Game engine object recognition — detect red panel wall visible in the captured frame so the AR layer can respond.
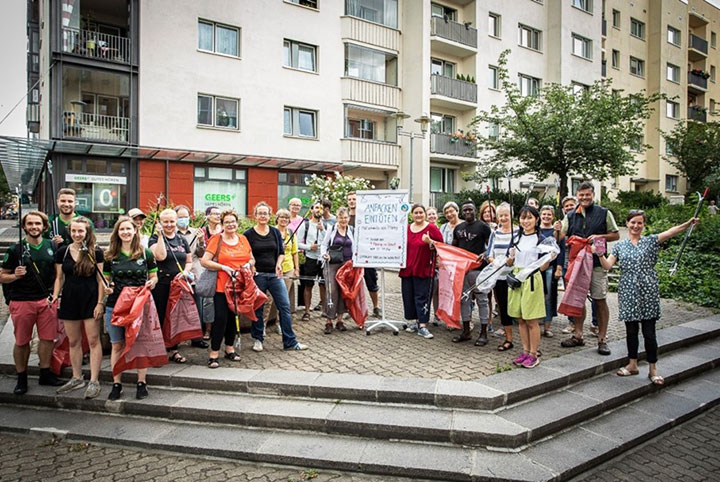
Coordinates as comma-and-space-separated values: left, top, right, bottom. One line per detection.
138, 161, 195, 213
247, 167, 278, 214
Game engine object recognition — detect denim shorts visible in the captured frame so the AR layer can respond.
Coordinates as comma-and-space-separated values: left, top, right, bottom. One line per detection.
104, 306, 126, 344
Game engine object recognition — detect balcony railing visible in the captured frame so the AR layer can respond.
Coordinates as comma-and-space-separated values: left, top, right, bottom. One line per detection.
430, 133, 477, 158
688, 71, 708, 90
688, 106, 707, 122
62, 26, 130, 64
430, 17, 477, 49
63, 112, 130, 143
341, 138, 400, 167
430, 75, 477, 103
689, 33, 708, 55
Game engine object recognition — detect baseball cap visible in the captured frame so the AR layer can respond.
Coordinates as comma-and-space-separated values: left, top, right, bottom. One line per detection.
127, 208, 146, 219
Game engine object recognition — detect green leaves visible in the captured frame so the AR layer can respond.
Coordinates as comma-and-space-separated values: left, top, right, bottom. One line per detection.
661, 121, 720, 194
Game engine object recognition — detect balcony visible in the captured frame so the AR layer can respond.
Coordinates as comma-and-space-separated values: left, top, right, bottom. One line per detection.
27, 104, 40, 133
430, 133, 477, 159
688, 106, 707, 122
341, 77, 400, 110
430, 75, 477, 110
62, 26, 131, 64
341, 138, 400, 167
689, 33, 708, 61
340, 15, 399, 51
62, 112, 130, 143
688, 70, 708, 93
430, 17, 477, 57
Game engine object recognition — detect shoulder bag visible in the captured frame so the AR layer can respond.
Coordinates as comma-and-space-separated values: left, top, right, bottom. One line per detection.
195, 236, 223, 297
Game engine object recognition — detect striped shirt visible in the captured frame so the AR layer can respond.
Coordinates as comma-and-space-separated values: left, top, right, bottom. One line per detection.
486, 229, 515, 280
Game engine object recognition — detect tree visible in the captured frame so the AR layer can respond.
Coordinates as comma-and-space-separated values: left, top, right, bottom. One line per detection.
470, 50, 663, 198
662, 120, 720, 193
305, 172, 374, 209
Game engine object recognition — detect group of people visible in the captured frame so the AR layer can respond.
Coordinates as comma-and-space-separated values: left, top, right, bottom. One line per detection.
2, 182, 699, 400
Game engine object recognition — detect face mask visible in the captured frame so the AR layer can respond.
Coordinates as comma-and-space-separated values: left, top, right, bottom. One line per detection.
177, 217, 190, 229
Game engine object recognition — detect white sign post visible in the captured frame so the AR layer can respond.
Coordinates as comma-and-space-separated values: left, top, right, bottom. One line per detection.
353, 189, 410, 335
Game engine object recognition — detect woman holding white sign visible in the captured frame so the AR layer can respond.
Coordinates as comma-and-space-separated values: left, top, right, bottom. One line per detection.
320, 207, 354, 334
402, 205, 443, 339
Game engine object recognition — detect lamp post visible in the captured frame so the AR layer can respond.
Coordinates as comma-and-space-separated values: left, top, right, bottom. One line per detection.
394, 112, 431, 203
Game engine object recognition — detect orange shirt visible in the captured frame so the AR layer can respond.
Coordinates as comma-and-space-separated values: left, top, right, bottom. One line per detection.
206, 234, 252, 292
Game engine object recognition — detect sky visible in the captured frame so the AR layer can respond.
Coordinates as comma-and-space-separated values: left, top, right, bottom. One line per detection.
0, 0, 28, 138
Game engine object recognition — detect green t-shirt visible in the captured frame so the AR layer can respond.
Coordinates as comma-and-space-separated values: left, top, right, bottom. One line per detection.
2, 239, 56, 301
44, 213, 81, 247
103, 248, 158, 308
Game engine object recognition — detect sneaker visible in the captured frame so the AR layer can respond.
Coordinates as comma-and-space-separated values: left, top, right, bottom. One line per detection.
84, 381, 101, 399
57, 376, 85, 394
561, 336, 585, 348
136, 382, 149, 400
513, 353, 529, 366
432, 318, 440, 327
373, 307, 381, 318
108, 383, 123, 401
252, 340, 264, 352
405, 323, 418, 333
276, 324, 282, 335
324, 323, 333, 335
589, 326, 599, 337
336, 321, 347, 332
313, 303, 322, 312
543, 330, 554, 338
597, 341, 611, 356
285, 342, 308, 351
417, 327, 434, 339
561, 324, 575, 334
521, 355, 540, 368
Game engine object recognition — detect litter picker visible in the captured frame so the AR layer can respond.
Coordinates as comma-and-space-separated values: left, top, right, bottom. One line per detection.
46, 159, 59, 238
82, 241, 111, 290
669, 187, 708, 276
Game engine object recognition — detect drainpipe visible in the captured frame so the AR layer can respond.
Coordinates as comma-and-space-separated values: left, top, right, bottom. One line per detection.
165, 158, 169, 203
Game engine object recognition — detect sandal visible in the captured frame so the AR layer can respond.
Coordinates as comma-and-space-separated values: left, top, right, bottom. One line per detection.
494, 329, 506, 338
203, 332, 211, 341
169, 352, 187, 364
302, 313, 311, 321
452, 333, 472, 343
617, 367, 639, 377
207, 357, 219, 369
498, 341, 514, 351
474, 334, 488, 346
224, 351, 241, 362
649, 375, 665, 386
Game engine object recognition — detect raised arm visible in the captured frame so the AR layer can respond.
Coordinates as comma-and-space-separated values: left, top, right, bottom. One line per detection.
658, 218, 699, 244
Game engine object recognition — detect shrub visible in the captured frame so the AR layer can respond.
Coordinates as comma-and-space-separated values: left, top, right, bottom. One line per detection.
616, 190, 667, 210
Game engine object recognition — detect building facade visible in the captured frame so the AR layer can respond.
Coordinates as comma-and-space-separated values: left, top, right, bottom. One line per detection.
23, 0, 720, 229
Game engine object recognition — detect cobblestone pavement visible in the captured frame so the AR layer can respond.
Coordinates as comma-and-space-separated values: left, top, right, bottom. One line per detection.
575, 404, 720, 482
0, 431, 423, 482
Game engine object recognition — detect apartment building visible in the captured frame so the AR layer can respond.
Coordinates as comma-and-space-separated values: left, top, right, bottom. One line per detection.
20, 0, 719, 229
603, 0, 720, 196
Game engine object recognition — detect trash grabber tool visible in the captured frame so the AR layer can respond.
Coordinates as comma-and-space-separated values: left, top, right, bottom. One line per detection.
15, 185, 22, 246
669, 187, 708, 276
46, 159, 59, 237
82, 241, 111, 289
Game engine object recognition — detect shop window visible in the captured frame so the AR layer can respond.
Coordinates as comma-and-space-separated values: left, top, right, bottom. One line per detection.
193, 166, 247, 216
278, 172, 312, 210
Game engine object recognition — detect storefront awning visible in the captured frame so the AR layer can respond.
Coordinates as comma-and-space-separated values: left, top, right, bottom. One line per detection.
0, 136, 344, 194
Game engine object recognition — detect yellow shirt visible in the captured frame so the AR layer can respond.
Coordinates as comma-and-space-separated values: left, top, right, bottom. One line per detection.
281, 231, 298, 273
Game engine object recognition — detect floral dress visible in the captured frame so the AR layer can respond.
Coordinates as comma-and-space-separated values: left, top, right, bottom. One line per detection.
611, 234, 661, 322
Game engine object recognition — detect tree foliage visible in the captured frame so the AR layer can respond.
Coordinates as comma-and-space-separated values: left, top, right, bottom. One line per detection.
470, 50, 663, 198
662, 120, 720, 194
305, 172, 374, 210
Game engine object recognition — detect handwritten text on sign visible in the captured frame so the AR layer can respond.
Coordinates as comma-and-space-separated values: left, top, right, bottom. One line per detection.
353, 190, 409, 268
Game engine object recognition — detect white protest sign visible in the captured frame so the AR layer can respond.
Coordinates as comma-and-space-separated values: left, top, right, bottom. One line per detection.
353, 190, 409, 268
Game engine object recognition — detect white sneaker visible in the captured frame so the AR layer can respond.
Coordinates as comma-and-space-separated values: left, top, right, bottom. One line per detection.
285, 342, 308, 351
252, 340, 263, 352
57, 376, 85, 394
276, 324, 282, 335
417, 327, 434, 339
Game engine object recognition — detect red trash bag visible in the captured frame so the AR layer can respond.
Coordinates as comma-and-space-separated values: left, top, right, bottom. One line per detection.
50, 300, 90, 375
111, 285, 169, 376
558, 236, 594, 318
336, 261, 367, 328
434, 243, 483, 329
224, 267, 268, 322
162, 277, 203, 347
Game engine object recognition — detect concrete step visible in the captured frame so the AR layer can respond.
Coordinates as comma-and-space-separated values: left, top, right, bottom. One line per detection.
1, 368, 718, 482
2, 316, 718, 411
2, 337, 719, 450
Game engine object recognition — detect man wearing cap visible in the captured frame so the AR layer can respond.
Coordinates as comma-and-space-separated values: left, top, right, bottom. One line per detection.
128, 208, 149, 248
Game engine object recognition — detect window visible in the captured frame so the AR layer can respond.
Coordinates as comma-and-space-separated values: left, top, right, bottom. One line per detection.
194, 167, 247, 217
572, 82, 589, 95
345, 43, 398, 85
344, 106, 396, 142
286, 0, 318, 8
667, 26, 681, 46
611, 49, 620, 68
278, 172, 313, 210
197, 94, 239, 129
430, 167, 456, 193
629, 56, 644, 77
488, 123, 499, 140
665, 142, 674, 155
345, 0, 398, 28
518, 24, 542, 51
666, 100, 679, 119
488, 65, 499, 89
572, 34, 592, 59
711, 99, 717, 113
629, 135, 643, 152
712, 31, 717, 48
347, 118, 375, 139
431, 113, 455, 134
630, 18, 645, 39
431, 3, 456, 21
488, 13, 501, 38
572, 0, 592, 13
284, 107, 317, 138
666, 63, 679, 82
612, 9, 620, 28
519, 74, 541, 96
198, 20, 240, 57
283, 39, 317, 72
431, 57, 455, 77
712, 65, 716, 82
665, 175, 678, 192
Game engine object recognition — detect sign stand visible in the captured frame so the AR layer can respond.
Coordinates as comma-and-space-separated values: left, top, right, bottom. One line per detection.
364, 268, 406, 336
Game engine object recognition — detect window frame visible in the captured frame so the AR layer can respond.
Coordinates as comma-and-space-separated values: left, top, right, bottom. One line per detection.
666, 63, 680, 83
488, 65, 499, 90
612, 9, 620, 28
431, 2, 457, 21
571, 33, 592, 59
284, 106, 318, 139
430, 166, 456, 194
283, 39, 318, 72
197, 94, 240, 130
344, 42, 398, 86
518, 23, 542, 52
344, 0, 398, 29
665, 174, 678, 193
571, 0, 592, 14
667, 25, 681, 47
611, 49, 620, 69
712, 31, 717, 49
284, 0, 319, 10
431, 57, 456, 78
629, 56, 644, 77
518, 73, 541, 96
630, 17, 645, 40
197, 19, 241, 58
666, 100, 679, 119
488, 13, 501, 38
431, 112, 455, 134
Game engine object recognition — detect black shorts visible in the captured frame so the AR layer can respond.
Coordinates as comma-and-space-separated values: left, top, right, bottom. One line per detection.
300, 258, 324, 286
364, 267, 379, 292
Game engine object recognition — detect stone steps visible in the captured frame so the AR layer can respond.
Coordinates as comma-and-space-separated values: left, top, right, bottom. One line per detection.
1, 367, 718, 482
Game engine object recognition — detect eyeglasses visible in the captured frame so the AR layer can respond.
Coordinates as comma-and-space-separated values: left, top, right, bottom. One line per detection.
256, 212, 270, 217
